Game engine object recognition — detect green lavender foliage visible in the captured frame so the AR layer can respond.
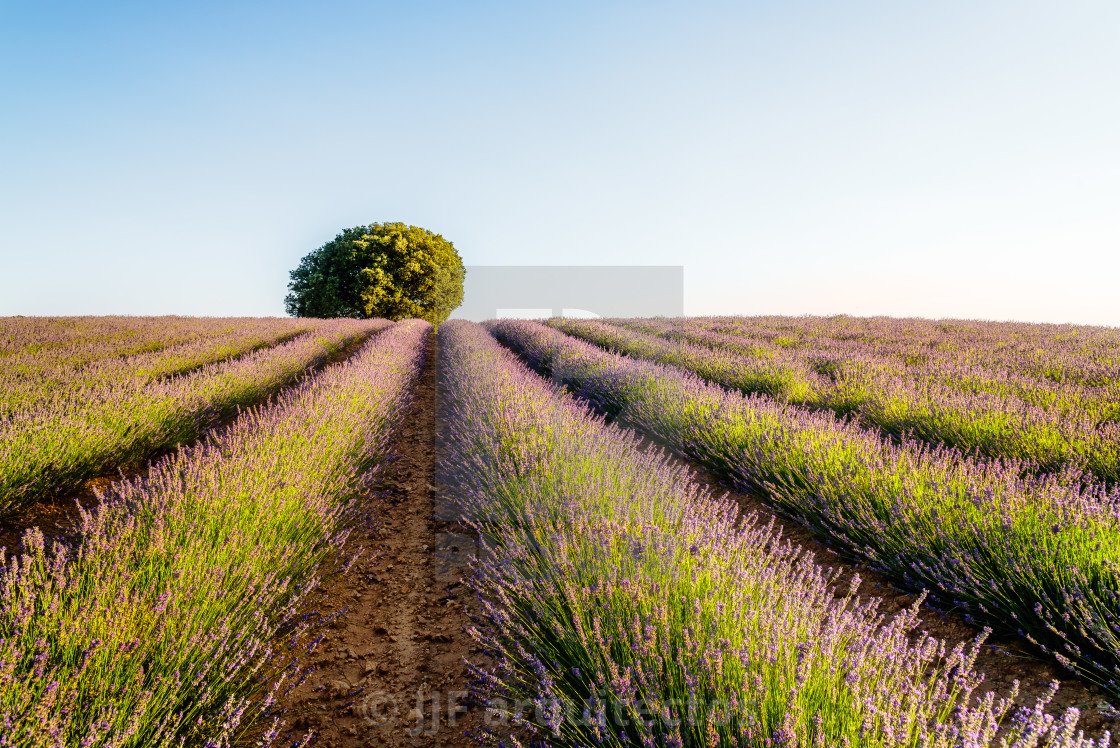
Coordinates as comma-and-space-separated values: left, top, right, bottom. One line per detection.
0, 320, 429, 746
442, 320, 1099, 748
492, 319, 1120, 702
553, 319, 1120, 484
0, 319, 389, 517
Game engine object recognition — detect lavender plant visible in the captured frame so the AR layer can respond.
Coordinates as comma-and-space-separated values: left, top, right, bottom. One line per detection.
0, 317, 319, 407
441, 320, 1102, 748
0, 318, 389, 518
490, 319, 1120, 702
0, 319, 429, 746
620, 317, 1120, 423
0, 316, 267, 362
662, 317, 1120, 437
690, 315, 1120, 388
551, 319, 1120, 484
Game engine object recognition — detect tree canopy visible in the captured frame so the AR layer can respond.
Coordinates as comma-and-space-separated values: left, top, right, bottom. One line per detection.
285, 223, 465, 324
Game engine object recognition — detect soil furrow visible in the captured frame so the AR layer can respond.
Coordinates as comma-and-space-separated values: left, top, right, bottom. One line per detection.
270, 333, 482, 748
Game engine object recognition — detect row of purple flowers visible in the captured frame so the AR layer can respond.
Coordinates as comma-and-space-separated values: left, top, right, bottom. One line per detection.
0, 319, 428, 745
552, 318, 1120, 484
488, 318, 1120, 703
0, 318, 388, 517
440, 320, 1100, 747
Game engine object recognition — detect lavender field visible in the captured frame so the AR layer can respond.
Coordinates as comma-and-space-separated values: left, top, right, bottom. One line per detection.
1, 315, 1118, 747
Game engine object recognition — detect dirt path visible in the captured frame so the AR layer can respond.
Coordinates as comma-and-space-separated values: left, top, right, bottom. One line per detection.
270, 333, 483, 748
633, 435, 1117, 736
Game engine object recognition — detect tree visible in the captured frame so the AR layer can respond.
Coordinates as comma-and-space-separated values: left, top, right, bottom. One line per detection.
285, 223, 466, 324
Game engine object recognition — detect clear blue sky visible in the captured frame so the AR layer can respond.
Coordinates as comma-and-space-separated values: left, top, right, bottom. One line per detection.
2, 1, 1118, 325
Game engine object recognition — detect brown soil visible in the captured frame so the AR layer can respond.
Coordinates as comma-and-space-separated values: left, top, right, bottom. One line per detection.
268, 333, 483, 748
638, 437, 1117, 737
0, 331, 374, 557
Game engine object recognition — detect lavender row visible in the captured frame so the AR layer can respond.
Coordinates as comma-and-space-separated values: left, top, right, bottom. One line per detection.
644, 317, 1120, 427
694, 315, 1120, 389
552, 318, 1120, 484
489, 319, 1120, 702
0, 316, 316, 383
0, 317, 323, 414
441, 320, 1101, 747
0, 318, 388, 518
0, 315, 257, 359
0, 319, 429, 746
